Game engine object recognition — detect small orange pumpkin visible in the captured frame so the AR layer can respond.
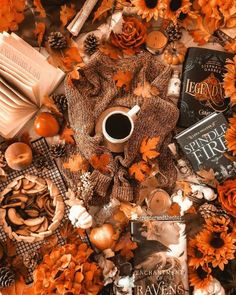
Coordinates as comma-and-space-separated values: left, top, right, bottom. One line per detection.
163, 42, 187, 65
89, 224, 116, 250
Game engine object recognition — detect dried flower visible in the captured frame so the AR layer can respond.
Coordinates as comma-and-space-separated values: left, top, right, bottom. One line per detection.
111, 17, 147, 55
33, 241, 103, 294
218, 178, 236, 217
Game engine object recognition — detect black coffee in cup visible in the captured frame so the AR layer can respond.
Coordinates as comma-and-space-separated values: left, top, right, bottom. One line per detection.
105, 113, 132, 139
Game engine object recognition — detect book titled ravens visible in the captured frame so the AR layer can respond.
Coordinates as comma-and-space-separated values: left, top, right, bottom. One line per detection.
178, 47, 234, 127
131, 217, 189, 295
176, 112, 236, 182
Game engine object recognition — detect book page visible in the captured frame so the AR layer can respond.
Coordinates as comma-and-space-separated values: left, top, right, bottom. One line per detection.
0, 77, 36, 107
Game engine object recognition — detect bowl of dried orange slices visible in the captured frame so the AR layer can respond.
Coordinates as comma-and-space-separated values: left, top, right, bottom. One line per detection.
0, 175, 65, 243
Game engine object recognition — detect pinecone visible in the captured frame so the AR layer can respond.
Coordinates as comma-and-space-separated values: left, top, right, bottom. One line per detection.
199, 203, 228, 219
52, 94, 68, 113
48, 32, 67, 50
166, 24, 182, 42
33, 156, 47, 171
84, 34, 99, 55
23, 251, 41, 269
0, 267, 15, 287
49, 144, 66, 158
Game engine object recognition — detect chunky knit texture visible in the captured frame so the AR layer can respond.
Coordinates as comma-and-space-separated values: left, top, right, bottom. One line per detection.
64, 51, 179, 203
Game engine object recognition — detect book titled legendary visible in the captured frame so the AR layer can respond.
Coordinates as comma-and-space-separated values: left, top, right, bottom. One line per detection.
131, 217, 189, 295
176, 112, 236, 182
178, 47, 234, 127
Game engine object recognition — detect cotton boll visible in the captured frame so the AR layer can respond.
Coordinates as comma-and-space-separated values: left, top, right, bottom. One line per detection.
69, 204, 93, 229
190, 184, 217, 201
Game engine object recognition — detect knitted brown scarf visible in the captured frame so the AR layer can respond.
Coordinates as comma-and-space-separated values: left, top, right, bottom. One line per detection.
64, 51, 179, 203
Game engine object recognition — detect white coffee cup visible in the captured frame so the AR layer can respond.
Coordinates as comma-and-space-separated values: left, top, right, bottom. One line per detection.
102, 105, 140, 144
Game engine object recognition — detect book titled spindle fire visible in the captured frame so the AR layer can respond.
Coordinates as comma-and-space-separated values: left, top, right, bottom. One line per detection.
176, 112, 236, 182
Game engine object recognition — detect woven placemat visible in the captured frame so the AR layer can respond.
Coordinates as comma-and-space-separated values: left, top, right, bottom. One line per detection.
0, 137, 69, 283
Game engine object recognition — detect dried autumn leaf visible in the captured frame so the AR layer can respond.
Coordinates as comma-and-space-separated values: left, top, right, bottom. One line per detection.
63, 154, 89, 172
19, 131, 32, 146
33, 0, 46, 18
99, 43, 121, 59
133, 81, 159, 98
43, 95, 61, 115
6, 237, 16, 257
90, 153, 111, 173
62, 47, 83, 71
93, 0, 113, 22
140, 137, 160, 162
2, 276, 27, 295
60, 126, 75, 144
167, 202, 181, 216
129, 161, 151, 182
114, 233, 137, 260
60, 4, 76, 27
176, 181, 192, 197
189, 16, 211, 45
113, 70, 132, 91
34, 22, 46, 47
196, 168, 218, 188
0, 0, 25, 32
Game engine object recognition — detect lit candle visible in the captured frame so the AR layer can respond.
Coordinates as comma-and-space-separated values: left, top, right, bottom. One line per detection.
145, 30, 168, 55
146, 189, 171, 215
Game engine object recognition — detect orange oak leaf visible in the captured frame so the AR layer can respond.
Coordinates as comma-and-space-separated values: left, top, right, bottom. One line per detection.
60, 126, 75, 144
167, 202, 181, 216
43, 95, 61, 115
99, 43, 121, 59
33, 0, 46, 18
34, 22, 46, 47
140, 137, 160, 162
90, 153, 110, 173
133, 81, 159, 98
129, 161, 151, 182
114, 233, 137, 260
93, 0, 113, 22
63, 154, 89, 172
60, 4, 76, 27
113, 70, 132, 91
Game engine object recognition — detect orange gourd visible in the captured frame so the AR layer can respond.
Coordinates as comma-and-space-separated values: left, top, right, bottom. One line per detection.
163, 42, 187, 65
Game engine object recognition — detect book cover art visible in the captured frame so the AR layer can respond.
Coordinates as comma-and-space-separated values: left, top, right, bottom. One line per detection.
178, 47, 234, 127
131, 217, 189, 295
176, 112, 236, 182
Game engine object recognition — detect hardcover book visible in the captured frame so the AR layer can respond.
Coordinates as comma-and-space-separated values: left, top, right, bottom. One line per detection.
178, 47, 234, 127
0, 32, 65, 138
175, 112, 236, 182
131, 217, 189, 295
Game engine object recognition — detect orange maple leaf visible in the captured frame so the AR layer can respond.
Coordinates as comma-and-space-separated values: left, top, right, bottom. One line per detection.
0, 0, 25, 32
90, 153, 110, 173
133, 81, 159, 98
189, 15, 211, 45
62, 47, 83, 71
60, 4, 76, 27
140, 137, 160, 162
113, 70, 133, 91
93, 0, 113, 22
33, 0, 46, 18
60, 126, 75, 144
99, 43, 121, 59
34, 22, 46, 47
114, 233, 137, 260
43, 95, 61, 115
63, 154, 89, 172
167, 202, 181, 216
129, 161, 151, 182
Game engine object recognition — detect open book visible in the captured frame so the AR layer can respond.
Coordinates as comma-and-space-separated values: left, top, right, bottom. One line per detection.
0, 32, 65, 138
